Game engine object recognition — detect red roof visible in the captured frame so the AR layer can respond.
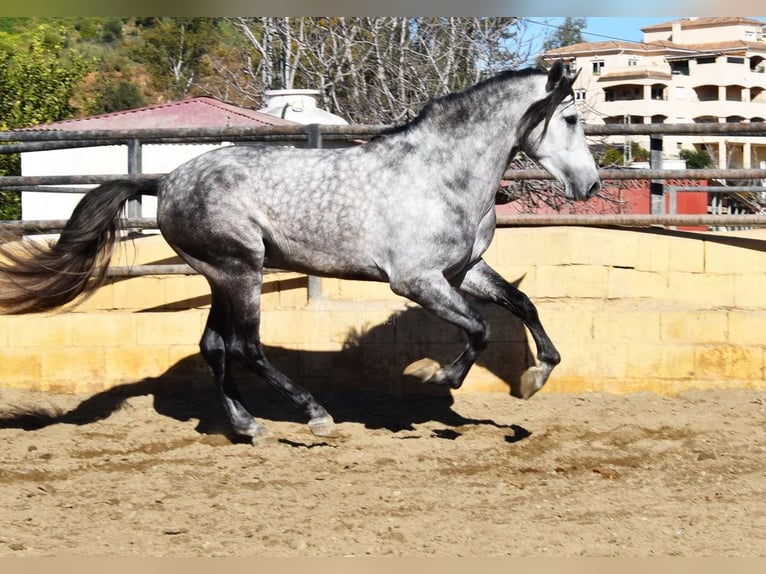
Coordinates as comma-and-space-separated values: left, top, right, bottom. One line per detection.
24, 97, 296, 131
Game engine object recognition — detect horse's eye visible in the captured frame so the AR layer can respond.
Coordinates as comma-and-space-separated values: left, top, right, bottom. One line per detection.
564, 115, 578, 126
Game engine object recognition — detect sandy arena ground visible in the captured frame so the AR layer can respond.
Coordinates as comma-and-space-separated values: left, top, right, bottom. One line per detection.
0, 383, 764, 557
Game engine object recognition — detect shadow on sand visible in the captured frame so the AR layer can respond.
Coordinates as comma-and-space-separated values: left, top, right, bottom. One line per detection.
0, 304, 535, 442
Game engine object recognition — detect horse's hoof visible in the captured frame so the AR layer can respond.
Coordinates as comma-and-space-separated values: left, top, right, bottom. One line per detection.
518, 365, 547, 399
237, 421, 273, 442
308, 415, 335, 437
403, 358, 442, 383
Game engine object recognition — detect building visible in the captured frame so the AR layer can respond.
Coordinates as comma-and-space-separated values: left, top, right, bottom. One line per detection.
19, 97, 297, 222
542, 17, 766, 169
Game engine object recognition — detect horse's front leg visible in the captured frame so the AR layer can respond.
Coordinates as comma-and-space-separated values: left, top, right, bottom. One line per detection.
457, 259, 560, 399
390, 272, 489, 389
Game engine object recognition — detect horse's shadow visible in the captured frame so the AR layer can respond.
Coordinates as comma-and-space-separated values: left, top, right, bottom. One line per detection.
0, 305, 535, 442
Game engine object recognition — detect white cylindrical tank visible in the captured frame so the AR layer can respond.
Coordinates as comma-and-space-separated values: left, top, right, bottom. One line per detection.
259, 89, 348, 125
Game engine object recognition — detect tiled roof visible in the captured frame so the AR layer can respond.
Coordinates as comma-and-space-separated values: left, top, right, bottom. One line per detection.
544, 39, 766, 58
640, 17, 765, 32
544, 40, 671, 56
676, 40, 766, 53
22, 97, 296, 131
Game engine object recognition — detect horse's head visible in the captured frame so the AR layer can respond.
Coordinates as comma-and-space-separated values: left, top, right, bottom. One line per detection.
517, 60, 601, 200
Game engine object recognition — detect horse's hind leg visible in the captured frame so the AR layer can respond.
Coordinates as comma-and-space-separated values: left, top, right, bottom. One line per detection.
200, 289, 271, 440
179, 244, 333, 439
216, 261, 335, 437
458, 259, 560, 399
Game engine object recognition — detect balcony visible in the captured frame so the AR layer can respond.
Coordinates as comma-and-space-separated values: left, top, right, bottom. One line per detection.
603, 83, 645, 103
694, 85, 718, 102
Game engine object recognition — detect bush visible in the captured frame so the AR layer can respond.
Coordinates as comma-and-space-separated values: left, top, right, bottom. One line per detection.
631, 141, 649, 162
101, 19, 123, 43
600, 147, 624, 166
0, 190, 21, 220
679, 148, 713, 168
0, 153, 21, 220
90, 79, 146, 114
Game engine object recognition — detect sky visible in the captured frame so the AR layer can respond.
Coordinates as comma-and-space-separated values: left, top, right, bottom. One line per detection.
521, 16, 766, 66
530, 16, 766, 46
580, 17, 679, 42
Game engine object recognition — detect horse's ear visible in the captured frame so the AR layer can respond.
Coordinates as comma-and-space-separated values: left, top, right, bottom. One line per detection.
546, 60, 564, 92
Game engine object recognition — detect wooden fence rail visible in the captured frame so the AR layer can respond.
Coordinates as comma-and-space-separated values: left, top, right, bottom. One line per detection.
3, 168, 766, 189
4, 122, 766, 278
3, 120, 766, 144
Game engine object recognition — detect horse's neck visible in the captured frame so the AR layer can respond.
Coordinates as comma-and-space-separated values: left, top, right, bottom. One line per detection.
418, 75, 540, 193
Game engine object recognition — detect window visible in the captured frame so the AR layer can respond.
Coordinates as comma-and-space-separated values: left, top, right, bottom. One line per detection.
592, 61, 604, 75
670, 60, 690, 75
697, 56, 716, 65
628, 58, 638, 67
575, 89, 586, 100
727, 56, 745, 64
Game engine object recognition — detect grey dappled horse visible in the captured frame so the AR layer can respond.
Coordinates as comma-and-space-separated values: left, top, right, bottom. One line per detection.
0, 62, 600, 440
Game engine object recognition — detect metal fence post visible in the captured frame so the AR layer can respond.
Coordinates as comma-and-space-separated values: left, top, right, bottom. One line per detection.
306, 124, 322, 302
127, 139, 142, 221
650, 134, 664, 215
667, 186, 678, 215
307, 123, 322, 150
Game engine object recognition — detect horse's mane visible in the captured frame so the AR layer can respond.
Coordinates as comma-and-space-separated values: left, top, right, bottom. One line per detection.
372, 67, 550, 140
516, 69, 577, 151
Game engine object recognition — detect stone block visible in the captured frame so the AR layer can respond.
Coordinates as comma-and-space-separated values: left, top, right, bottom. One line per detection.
695, 345, 763, 380
6, 314, 71, 347
40, 347, 106, 387
660, 311, 728, 344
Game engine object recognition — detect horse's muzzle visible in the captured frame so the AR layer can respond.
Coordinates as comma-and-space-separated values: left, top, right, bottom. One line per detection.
569, 178, 601, 201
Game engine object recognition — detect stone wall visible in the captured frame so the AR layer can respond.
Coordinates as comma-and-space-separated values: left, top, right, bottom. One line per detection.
2, 226, 765, 396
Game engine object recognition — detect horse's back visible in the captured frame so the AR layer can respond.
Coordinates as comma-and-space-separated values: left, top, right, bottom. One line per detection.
156, 145, 390, 279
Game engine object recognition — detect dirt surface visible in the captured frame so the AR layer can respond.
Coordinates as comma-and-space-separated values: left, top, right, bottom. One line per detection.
0, 383, 764, 557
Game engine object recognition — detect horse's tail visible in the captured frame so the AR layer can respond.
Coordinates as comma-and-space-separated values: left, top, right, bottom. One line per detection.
0, 179, 160, 314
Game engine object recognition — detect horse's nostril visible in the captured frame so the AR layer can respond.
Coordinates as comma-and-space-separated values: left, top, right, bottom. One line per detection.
588, 180, 601, 197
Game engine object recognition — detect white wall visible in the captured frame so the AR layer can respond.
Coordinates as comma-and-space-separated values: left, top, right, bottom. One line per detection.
21, 143, 227, 220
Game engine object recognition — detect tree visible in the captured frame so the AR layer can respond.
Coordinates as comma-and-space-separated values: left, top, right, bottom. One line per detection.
541, 17, 587, 52
0, 24, 89, 220
90, 77, 146, 114
130, 17, 220, 101
0, 24, 89, 128
220, 17, 535, 124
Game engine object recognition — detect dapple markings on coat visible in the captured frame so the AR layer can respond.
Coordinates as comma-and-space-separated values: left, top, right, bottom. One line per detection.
0, 61, 600, 440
